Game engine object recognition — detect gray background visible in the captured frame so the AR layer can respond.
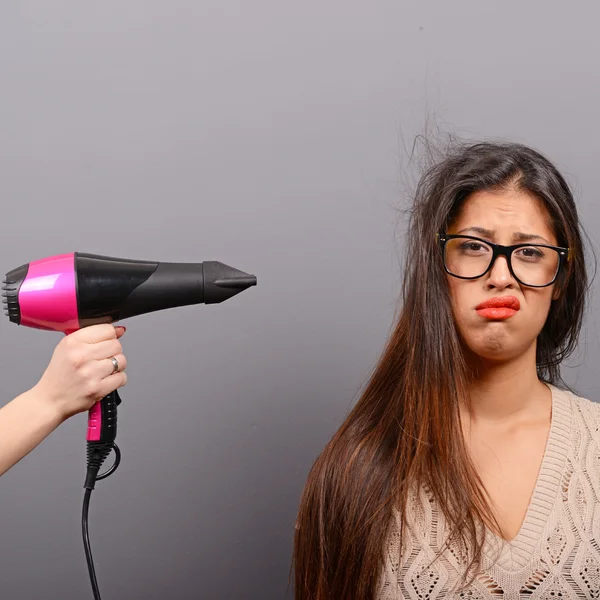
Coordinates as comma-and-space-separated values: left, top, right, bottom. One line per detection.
0, 1, 598, 599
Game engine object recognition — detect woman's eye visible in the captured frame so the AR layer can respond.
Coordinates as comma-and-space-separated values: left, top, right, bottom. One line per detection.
460, 242, 487, 252
516, 247, 544, 260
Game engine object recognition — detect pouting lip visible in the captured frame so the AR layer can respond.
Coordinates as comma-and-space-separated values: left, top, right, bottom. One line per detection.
475, 295, 521, 311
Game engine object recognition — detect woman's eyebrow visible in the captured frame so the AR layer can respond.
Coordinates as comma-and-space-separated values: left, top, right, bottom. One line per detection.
456, 226, 494, 238
456, 227, 551, 244
512, 231, 551, 244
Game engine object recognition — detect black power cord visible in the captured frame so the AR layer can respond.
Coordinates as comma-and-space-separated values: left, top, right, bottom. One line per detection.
82, 442, 122, 600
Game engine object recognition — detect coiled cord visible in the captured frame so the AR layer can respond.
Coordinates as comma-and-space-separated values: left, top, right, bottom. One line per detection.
82, 443, 121, 600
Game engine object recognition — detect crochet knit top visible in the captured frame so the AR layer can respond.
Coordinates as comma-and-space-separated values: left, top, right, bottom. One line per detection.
378, 385, 600, 599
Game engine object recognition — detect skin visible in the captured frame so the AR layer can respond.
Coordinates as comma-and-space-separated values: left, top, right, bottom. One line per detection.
446, 186, 562, 541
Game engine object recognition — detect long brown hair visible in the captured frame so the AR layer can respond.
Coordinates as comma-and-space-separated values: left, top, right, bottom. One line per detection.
292, 140, 589, 599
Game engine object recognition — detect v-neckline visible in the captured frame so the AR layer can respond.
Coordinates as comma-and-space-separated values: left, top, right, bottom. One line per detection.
481, 384, 572, 571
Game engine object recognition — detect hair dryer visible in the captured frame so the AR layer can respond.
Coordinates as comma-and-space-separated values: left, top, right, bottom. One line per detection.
2, 252, 256, 599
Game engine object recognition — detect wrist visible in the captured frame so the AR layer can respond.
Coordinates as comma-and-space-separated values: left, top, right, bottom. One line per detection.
28, 384, 69, 426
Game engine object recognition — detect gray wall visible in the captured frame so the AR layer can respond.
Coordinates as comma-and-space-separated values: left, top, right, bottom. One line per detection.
0, 2, 598, 599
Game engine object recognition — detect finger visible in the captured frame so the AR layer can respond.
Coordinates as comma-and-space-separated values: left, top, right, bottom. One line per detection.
75, 324, 123, 344
98, 371, 128, 398
87, 339, 123, 360
98, 353, 127, 378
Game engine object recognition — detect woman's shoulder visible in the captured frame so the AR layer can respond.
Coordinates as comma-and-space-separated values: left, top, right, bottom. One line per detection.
560, 385, 600, 411
553, 383, 600, 429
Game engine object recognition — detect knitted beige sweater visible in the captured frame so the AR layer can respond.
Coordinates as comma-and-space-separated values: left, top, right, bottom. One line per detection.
378, 384, 600, 599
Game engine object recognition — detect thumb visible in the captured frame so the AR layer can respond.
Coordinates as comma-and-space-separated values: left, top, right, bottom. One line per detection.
115, 326, 127, 338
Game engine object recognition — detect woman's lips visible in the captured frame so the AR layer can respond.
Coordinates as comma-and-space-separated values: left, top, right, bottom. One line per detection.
475, 296, 521, 320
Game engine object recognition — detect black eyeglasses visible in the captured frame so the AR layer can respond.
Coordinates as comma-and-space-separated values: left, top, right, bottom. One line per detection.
437, 233, 570, 288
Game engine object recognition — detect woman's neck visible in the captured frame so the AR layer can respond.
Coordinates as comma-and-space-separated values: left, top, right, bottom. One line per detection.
461, 346, 551, 427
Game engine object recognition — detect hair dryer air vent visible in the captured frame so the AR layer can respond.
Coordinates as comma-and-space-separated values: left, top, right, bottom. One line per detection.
2, 263, 28, 325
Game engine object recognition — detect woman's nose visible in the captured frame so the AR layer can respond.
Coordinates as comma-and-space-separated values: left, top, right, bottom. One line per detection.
485, 255, 516, 289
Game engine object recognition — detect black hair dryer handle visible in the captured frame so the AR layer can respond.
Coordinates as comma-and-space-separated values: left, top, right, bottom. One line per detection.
87, 390, 121, 444
83, 391, 122, 490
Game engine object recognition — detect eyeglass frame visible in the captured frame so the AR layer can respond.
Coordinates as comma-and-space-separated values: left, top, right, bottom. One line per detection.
436, 233, 571, 288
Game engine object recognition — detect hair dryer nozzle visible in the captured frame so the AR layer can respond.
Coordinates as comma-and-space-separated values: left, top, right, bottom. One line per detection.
204, 262, 257, 304
107, 258, 257, 321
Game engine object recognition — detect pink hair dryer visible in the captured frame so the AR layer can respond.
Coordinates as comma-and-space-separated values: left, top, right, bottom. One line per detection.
2, 252, 256, 599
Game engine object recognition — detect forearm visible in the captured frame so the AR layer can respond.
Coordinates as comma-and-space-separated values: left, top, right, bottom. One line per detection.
0, 386, 64, 476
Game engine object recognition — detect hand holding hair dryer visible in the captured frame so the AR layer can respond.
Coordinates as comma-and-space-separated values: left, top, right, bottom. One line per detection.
2, 252, 257, 600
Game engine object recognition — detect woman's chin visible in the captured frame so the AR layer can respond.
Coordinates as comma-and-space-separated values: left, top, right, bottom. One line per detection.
463, 331, 530, 364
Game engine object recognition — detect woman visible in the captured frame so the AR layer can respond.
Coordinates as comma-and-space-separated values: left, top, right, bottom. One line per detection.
0, 324, 127, 476
293, 141, 599, 598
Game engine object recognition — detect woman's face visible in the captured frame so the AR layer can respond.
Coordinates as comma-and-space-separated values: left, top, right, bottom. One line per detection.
446, 188, 558, 363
